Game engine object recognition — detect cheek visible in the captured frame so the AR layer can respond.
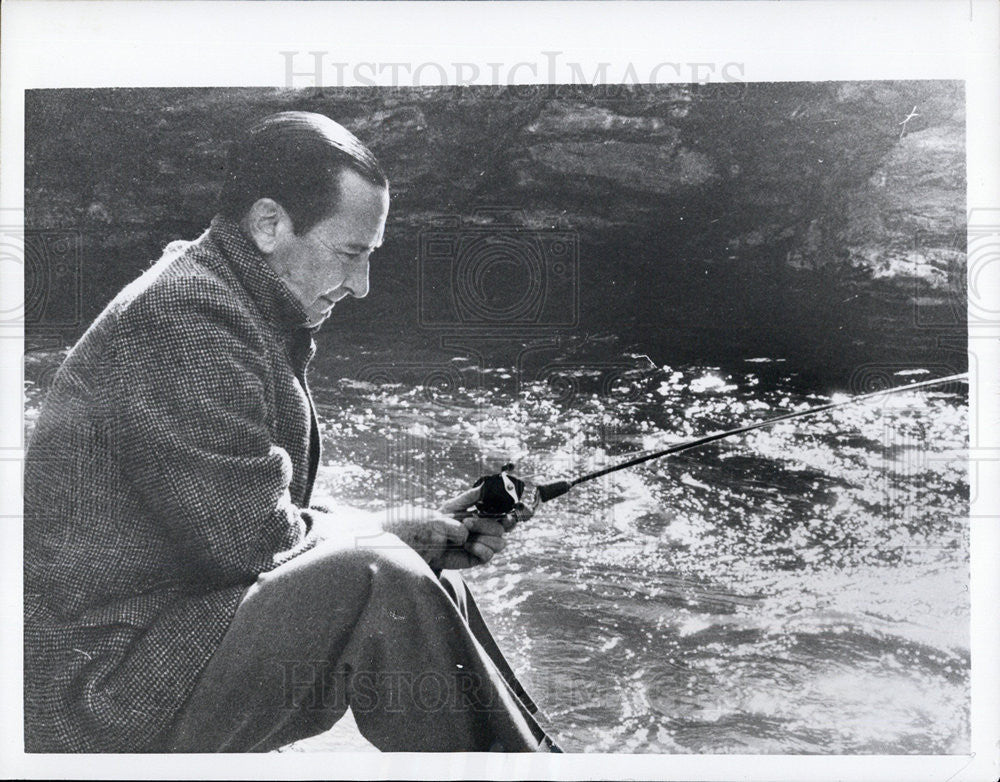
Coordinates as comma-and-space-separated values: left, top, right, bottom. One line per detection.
303, 251, 336, 289
325, 259, 348, 287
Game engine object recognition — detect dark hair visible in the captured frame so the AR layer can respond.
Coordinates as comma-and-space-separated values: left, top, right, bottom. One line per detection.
217, 111, 387, 235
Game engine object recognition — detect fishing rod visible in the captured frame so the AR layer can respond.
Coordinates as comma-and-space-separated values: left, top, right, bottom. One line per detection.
472, 372, 968, 516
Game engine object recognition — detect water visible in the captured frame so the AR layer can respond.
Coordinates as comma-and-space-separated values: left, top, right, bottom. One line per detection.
23, 346, 969, 754
299, 341, 968, 754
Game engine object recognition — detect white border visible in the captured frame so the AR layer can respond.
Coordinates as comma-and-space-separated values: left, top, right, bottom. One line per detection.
1, 1, 997, 780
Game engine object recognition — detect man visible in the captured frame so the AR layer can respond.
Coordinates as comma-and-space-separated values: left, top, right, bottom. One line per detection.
24, 111, 557, 753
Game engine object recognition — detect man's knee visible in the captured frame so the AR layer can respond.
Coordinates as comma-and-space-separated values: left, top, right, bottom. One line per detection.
277, 534, 438, 594
351, 538, 438, 592
343, 546, 472, 615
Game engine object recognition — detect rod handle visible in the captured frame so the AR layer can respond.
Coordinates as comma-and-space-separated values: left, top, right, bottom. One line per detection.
536, 480, 573, 503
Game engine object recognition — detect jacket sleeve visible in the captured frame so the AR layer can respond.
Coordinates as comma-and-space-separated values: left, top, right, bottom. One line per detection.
108, 275, 309, 585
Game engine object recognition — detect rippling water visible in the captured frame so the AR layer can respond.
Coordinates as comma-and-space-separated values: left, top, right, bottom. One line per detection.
24, 346, 969, 754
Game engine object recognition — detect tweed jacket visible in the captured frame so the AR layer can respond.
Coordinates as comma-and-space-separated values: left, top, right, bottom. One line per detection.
24, 216, 328, 752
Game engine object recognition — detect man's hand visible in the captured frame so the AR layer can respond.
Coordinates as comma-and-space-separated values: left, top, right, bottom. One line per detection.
440, 485, 533, 568
370, 504, 463, 570
380, 485, 532, 571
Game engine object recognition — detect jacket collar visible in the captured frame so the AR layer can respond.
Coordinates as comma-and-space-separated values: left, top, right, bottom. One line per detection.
206, 214, 314, 332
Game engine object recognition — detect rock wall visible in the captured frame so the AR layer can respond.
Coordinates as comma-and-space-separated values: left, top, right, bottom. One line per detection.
25, 82, 965, 375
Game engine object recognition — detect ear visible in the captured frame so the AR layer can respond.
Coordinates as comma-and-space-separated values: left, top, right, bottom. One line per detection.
242, 198, 293, 254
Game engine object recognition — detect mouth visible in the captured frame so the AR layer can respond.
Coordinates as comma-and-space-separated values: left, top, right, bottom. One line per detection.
318, 290, 344, 310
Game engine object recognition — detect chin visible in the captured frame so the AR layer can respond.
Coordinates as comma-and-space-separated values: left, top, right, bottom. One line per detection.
306, 310, 334, 328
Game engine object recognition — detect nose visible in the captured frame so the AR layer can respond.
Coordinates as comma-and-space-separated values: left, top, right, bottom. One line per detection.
344, 257, 370, 299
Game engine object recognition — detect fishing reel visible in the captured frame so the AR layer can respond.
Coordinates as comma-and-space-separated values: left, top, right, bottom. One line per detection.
473, 463, 530, 518
472, 463, 571, 519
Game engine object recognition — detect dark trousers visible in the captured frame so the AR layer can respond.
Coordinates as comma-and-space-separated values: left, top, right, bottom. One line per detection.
161, 534, 557, 752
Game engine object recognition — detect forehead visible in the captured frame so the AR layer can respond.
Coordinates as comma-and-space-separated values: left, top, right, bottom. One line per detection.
312, 169, 389, 241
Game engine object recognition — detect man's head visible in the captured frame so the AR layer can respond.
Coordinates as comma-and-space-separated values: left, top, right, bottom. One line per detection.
218, 111, 389, 327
